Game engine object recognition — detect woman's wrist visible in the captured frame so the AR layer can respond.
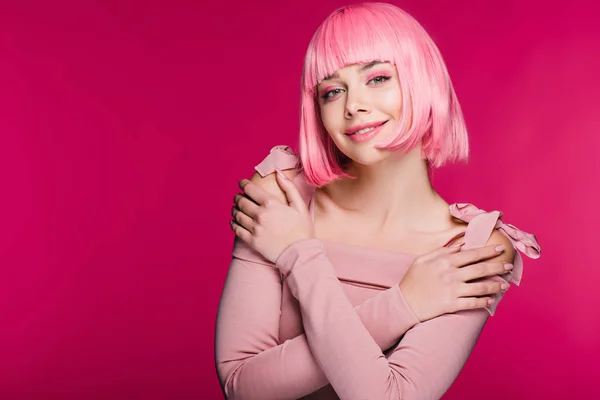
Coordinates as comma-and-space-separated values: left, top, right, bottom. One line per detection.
397, 280, 423, 322
394, 283, 422, 325
275, 238, 325, 276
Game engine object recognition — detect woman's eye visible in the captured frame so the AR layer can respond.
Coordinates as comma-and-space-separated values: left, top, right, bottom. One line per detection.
322, 88, 342, 100
368, 75, 391, 84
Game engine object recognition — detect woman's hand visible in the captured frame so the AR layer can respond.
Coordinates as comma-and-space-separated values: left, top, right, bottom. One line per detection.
398, 243, 513, 322
230, 169, 315, 263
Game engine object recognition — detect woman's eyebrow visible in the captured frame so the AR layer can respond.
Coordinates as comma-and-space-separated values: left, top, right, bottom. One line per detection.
359, 61, 384, 72
322, 61, 386, 81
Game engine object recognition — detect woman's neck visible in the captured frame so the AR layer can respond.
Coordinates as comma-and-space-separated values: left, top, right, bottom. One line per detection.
317, 145, 453, 234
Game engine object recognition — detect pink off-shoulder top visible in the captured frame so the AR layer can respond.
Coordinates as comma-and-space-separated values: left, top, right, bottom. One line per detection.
215, 145, 541, 400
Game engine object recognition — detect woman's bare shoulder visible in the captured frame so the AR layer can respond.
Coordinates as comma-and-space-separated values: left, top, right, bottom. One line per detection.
484, 229, 516, 264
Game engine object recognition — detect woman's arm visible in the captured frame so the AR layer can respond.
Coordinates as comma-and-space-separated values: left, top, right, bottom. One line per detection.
276, 232, 515, 400
214, 238, 420, 400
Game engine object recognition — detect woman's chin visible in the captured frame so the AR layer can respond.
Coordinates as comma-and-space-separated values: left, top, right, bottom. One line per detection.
342, 148, 394, 168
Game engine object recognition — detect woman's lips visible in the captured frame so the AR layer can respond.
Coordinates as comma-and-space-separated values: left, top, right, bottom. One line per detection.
345, 120, 387, 135
346, 121, 387, 142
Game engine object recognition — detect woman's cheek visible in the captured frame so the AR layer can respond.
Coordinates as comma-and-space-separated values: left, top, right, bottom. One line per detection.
378, 87, 403, 112
319, 110, 339, 136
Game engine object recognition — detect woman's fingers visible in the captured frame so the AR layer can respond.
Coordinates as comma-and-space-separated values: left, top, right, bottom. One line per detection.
458, 278, 509, 298
418, 242, 464, 263
274, 169, 307, 212
230, 220, 252, 244
233, 193, 260, 219
458, 262, 513, 282
449, 244, 506, 267
239, 179, 278, 207
231, 206, 254, 232
454, 296, 495, 311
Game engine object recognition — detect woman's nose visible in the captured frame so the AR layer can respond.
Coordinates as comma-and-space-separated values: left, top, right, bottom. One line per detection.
344, 92, 371, 118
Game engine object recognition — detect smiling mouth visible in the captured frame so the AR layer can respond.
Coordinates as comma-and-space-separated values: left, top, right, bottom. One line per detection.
346, 121, 387, 135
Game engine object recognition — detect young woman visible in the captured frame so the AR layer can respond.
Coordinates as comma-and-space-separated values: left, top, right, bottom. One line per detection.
215, 3, 541, 399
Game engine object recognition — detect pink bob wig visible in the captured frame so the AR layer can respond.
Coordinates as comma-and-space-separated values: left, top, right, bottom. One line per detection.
298, 2, 469, 187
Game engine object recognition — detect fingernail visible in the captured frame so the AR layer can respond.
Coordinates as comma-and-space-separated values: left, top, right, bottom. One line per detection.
276, 169, 286, 180
450, 242, 465, 249
504, 263, 514, 271
500, 283, 510, 290
495, 245, 505, 253
487, 298, 496, 305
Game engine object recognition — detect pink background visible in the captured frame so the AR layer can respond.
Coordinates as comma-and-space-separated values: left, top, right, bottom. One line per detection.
1, 0, 598, 398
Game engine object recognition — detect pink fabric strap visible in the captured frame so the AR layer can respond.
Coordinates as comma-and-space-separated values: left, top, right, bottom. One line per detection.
254, 145, 300, 177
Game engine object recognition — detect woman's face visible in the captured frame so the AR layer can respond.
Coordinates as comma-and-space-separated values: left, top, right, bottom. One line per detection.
316, 61, 403, 166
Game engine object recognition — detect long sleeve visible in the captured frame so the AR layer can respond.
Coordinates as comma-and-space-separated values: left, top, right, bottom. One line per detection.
276, 239, 493, 400
214, 238, 420, 400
